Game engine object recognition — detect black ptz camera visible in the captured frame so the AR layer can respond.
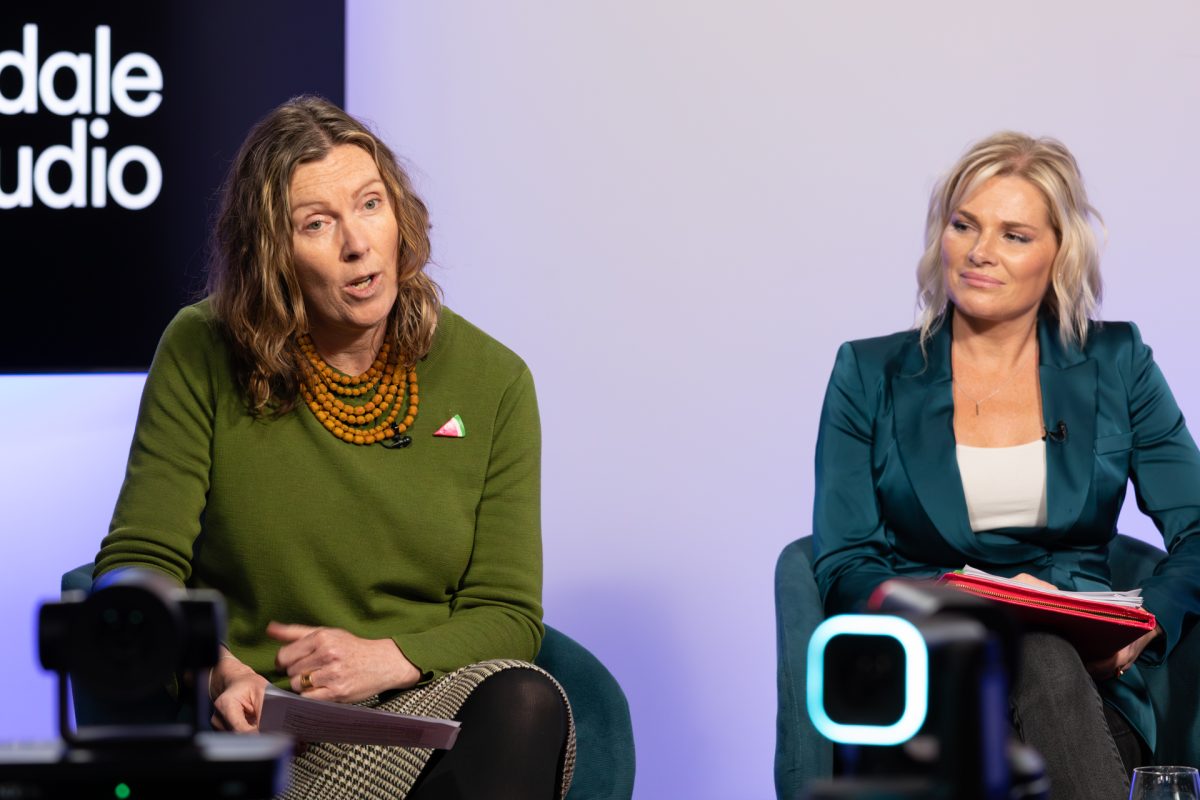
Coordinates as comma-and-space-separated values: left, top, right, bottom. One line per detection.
0, 568, 292, 799
803, 581, 1048, 800
41, 568, 222, 676
39, 567, 224, 736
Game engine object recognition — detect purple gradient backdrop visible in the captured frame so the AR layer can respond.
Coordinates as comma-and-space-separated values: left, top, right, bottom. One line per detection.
4, 2, 1199, 797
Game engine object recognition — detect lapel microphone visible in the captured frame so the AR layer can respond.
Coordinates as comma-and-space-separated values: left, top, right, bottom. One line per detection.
1045, 420, 1068, 444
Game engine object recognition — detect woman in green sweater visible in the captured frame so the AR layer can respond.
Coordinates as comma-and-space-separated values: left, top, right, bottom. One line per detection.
95, 96, 573, 800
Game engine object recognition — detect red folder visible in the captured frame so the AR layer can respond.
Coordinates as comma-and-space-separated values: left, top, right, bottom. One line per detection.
938, 572, 1157, 662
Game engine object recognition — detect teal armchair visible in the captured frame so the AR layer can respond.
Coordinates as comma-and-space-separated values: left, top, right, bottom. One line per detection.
773, 537, 832, 799
62, 564, 635, 800
774, 534, 1200, 800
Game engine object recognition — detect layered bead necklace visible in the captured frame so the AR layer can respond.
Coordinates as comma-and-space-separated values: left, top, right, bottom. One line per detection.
297, 334, 419, 447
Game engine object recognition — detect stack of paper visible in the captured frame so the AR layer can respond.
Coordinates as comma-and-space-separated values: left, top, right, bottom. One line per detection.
258, 685, 460, 749
959, 566, 1145, 608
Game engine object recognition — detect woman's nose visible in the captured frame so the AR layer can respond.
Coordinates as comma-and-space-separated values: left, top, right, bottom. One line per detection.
340, 218, 370, 260
967, 233, 995, 267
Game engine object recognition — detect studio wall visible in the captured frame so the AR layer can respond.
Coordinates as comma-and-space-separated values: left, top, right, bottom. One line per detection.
344, 3, 1200, 797
3, 3, 1199, 799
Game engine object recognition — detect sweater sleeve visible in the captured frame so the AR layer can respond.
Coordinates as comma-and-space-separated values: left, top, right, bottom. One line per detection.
391, 366, 544, 679
812, 342, 901, 614
95, 305, 218, 584
1122, 323, 1200, 664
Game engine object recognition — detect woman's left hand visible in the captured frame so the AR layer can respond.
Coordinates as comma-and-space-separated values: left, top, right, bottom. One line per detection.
267, 622, 422, 703
1084, 624, 1163, 681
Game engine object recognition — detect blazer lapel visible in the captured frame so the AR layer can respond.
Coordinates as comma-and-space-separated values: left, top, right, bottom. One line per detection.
1038, 319, 1096, 532
892, 321, 977, 549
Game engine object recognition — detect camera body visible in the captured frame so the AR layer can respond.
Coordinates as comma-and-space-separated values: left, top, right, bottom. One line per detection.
40, 568, 223, 705
0, 568, 293, 799
804, 581, 1046, 800
39, 567, 223, 741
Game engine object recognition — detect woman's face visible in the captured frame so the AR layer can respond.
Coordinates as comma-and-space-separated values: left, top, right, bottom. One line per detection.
288, 144, 400, 346
942, 175, 1059, 328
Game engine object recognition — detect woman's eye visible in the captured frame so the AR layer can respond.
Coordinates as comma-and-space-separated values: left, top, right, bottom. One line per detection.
1004, 232, 1031, 243
305, 220, 325, 232
950, 220, 969, 232
364, 198, 380, 210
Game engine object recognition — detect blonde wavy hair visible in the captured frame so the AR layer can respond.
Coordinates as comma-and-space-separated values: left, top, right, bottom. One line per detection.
916, 131, 1103, 351
207, 95, 441, 414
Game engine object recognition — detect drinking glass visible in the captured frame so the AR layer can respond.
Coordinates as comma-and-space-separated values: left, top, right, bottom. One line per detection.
1129, 766, 1200, 800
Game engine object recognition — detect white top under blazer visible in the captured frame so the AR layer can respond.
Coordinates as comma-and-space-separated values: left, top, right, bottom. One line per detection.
955, 439, 1049, 532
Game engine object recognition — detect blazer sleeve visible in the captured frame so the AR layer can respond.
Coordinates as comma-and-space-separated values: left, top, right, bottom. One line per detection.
1123, 323, 1200, 663
812, 342, 901, 614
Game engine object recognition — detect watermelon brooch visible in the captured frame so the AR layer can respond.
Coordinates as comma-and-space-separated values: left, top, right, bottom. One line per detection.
433, 414, 466, 438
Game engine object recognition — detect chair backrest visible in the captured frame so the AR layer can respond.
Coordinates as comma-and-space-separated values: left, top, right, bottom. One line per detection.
774, 534, 1200, 799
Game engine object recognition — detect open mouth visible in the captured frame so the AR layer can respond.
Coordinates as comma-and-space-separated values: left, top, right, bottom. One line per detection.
347, 274, 375, 291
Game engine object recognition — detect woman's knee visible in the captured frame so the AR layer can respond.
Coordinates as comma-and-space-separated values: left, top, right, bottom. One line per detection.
1013, 632, 1090, 699
457, 668, 568, 739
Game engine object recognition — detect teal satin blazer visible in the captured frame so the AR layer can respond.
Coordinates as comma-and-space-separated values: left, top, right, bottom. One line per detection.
812, 314, 1200, 748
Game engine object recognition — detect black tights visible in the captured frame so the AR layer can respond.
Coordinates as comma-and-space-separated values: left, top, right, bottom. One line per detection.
407, 668, 570, 800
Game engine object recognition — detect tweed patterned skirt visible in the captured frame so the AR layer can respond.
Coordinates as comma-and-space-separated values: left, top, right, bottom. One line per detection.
276, 659, 575, 800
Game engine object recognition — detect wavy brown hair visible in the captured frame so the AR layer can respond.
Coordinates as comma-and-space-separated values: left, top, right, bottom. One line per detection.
207, 95, 441, 414
916, 131, 1103, 351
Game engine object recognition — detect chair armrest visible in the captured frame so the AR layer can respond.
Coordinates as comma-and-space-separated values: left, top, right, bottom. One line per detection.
1151, 615, 1200, 765
535, 625, 635, 800
775, 537, 833, 798
62, 562, 94, 595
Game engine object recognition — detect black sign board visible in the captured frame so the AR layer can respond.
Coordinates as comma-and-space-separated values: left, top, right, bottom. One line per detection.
0, 1, 345, 371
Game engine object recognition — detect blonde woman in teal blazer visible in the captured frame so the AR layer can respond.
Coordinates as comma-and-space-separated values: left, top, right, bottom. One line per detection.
813, 133, 1200, 800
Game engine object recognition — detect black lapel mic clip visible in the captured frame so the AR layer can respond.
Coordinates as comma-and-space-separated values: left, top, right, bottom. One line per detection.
1045, 420, 1068, 444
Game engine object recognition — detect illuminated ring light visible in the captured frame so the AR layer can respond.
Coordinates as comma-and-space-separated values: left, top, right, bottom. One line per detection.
806, 614, 929, 745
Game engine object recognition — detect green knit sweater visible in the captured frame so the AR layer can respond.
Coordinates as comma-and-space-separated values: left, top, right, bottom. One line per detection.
96, 300, 543, 685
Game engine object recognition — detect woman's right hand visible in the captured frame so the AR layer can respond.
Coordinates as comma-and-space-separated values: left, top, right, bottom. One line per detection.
209, 647, 269, 732
1010, 572, 1059, 591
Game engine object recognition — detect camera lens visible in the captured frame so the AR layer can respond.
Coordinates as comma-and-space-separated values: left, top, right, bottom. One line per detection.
73, 584, 183, 701
823, 633, 907, 726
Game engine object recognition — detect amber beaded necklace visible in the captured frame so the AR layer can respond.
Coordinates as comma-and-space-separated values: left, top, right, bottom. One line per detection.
297, 334, 419, 447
